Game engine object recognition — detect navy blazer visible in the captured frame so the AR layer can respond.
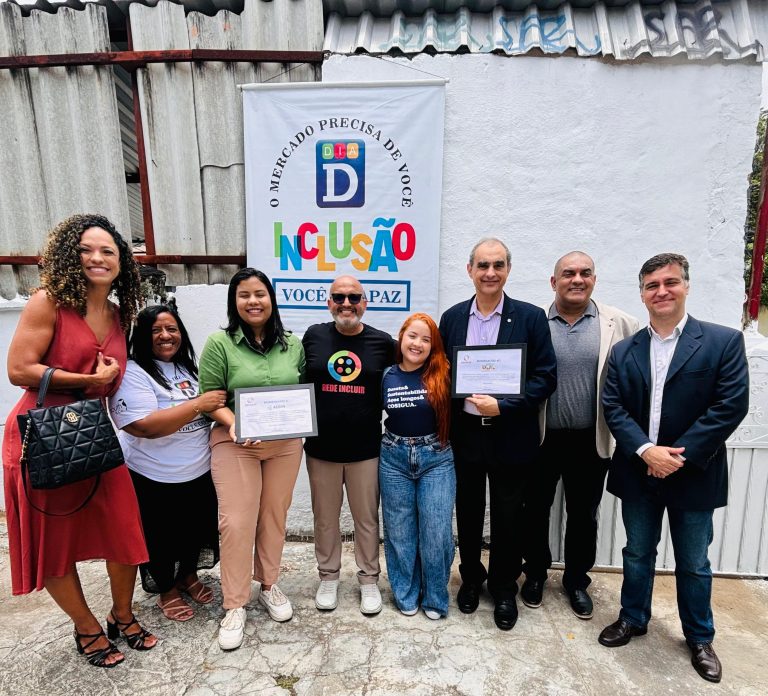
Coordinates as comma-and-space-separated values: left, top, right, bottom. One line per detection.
602, 316, 749, 510
439, 294, 557, 464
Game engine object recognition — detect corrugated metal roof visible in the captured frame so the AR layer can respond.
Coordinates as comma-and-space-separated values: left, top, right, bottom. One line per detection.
323, 1, 677, 16
7, 1, 245, 19
2, 0, 715, 19
324, 1, 767, 61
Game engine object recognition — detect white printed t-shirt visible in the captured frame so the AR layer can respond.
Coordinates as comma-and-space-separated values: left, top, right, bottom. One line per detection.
110, 360, 210, 483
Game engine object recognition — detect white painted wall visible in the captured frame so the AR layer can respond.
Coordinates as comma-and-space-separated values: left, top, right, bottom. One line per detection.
1, 53, 762, 552
325, 54, 759, 328
0, 300, 25, 509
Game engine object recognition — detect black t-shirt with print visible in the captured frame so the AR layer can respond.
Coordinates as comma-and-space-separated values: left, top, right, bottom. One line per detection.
382, 364, 437, 437
303, 321, 396, 462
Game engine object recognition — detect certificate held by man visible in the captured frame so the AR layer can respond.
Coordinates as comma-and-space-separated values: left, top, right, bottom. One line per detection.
451, 344, 527, 398
234, 384, 318, 442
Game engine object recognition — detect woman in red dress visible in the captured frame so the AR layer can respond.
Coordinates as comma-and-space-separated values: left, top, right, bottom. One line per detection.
3, 214, 157, 667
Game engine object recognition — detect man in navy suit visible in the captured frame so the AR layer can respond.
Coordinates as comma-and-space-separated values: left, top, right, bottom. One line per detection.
599, 253, 749, 683
439, 238, 556, 630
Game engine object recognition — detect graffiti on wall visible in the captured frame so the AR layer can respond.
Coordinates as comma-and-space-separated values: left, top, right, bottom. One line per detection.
379, 13, 485, 53
629, 5, 758, 59
497, 13, 601, 55
367, 2, 757, 59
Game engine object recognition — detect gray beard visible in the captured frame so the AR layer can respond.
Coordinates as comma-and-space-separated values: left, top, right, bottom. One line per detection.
334, 315, 361, 332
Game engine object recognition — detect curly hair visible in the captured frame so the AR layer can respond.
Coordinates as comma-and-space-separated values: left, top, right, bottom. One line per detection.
38, 214, 142, 333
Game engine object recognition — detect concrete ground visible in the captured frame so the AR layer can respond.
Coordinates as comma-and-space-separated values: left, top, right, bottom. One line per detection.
0, 519, 766, 696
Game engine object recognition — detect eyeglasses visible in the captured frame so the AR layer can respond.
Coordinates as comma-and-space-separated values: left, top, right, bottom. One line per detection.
331, 293, 363, 305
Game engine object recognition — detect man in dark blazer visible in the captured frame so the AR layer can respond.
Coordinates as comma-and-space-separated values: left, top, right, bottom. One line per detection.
439, 237, 556, 631
599, 253, 749, 684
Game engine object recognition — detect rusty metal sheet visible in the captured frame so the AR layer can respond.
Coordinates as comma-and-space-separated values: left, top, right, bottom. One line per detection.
129, 0, 322, 285
130, 0, 207, 285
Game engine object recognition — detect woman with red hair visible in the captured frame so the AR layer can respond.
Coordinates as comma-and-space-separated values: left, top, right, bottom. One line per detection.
380, 313, 455, 619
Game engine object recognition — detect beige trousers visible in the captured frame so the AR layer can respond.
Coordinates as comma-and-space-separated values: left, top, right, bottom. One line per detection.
306, 456, 380, 584
210, 425, 302, 609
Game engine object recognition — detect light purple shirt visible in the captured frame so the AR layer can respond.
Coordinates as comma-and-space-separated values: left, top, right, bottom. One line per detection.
463, 295, 504, 414
466, 295, 504, 347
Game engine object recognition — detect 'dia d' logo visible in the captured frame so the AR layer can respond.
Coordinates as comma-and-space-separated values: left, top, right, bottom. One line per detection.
327, 350, 362, 383
316, 140, 365, 208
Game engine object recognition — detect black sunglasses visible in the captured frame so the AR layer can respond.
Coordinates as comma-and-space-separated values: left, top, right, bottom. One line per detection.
331, 293, 363, 305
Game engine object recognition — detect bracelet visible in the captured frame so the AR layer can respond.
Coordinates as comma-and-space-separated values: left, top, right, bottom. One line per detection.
193, 404, 202, 415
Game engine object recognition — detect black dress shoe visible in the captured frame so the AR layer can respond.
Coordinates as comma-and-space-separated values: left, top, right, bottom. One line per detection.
568, 589, 593, 619
520, 578, 545, 608
494, 598, 518, 631
457, 582, 482, 614
597, 618, 648, 647
689, 642, 722, 683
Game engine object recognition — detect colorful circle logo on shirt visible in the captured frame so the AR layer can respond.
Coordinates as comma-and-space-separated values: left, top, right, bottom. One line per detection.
328, 350, 362, 383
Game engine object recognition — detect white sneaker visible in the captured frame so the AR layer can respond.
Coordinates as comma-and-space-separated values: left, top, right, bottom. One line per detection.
315, 580, 339, 611
359, 583, 382, 615
424, 609, 442, 620
218, 607, 246, 650
400, 607, 418, 616
259, 584, 293, 622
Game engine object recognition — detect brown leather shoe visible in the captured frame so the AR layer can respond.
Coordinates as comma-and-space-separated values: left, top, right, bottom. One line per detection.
597, 618, 647, 647
689, 642, 722, 683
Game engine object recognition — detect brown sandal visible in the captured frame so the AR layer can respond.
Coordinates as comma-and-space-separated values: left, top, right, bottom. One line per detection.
179, 579, 214, 605
157, 596, 194, 622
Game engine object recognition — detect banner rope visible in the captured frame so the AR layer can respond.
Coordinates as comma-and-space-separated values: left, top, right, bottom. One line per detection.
256, 56, 448, 85
369, 55, 448, 81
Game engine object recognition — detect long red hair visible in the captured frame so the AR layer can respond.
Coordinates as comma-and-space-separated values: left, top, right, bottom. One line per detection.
395, 313, 451, 444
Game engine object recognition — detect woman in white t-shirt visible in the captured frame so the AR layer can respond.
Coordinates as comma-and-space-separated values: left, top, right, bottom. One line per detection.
110, 305, 227, 622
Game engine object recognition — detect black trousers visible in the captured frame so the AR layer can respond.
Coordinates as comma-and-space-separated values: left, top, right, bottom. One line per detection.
130, 469, 220, 594
453, 414, 530, 600
521, 427, 609, 591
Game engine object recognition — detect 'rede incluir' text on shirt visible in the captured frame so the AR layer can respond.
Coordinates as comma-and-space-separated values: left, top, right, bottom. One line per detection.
303, 321, 396, 463
382, 364, 437, 437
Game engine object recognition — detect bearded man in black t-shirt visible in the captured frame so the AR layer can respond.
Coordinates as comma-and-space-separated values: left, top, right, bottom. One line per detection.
302, 275, 396, 616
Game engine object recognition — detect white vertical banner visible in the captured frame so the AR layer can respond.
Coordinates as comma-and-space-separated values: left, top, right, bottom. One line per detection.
242, 80, 446, 336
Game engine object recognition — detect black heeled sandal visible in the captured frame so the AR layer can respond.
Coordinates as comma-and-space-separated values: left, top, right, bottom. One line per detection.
73, 628, 124, 668
106, 612, 156, 651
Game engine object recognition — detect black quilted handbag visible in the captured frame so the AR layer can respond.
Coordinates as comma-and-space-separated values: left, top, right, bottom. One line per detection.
17, 367, 124, 515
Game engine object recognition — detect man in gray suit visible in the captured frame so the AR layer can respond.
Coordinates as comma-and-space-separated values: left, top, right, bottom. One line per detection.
522, 251, 639, 618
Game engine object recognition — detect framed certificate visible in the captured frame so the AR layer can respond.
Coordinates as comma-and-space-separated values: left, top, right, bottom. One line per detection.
451, 344, 527, 398
234, 384, 318, 442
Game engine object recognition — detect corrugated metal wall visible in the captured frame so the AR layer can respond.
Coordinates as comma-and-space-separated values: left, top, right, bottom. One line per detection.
575, 448, 768, 576
0, 2, 130, 299
129, 0, 323, 286
0, 0, 323, 297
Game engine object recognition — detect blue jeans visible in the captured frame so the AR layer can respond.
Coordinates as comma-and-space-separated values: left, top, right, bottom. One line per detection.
379, 430, 456, 616
620, 496, 715, 644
